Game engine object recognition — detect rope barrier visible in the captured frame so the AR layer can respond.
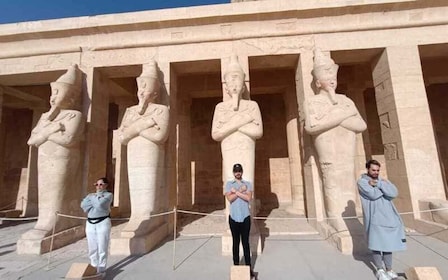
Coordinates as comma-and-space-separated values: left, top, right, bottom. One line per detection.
0, 216, 38, 221
12, 205, 447, 272
177, 207, 448, 221
0, 196, 26, 211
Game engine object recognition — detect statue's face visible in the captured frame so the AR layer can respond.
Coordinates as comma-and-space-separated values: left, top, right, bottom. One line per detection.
225, 72, 245, 97
50, 82, 72, 108
316, 74, 337, 92
137, 77, 159, 105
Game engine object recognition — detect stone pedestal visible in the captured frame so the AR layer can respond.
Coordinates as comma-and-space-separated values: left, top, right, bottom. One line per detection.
316, 221, 367, 255
230, 265, 250, 280
414, 201, 448, 243
110, 223, 169, 255
406, 267, 443, 280
65, 263, 99, 280
17, 225, 85, 255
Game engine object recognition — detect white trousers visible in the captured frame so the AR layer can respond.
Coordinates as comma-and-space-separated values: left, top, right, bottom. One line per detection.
86, 218, 111, 272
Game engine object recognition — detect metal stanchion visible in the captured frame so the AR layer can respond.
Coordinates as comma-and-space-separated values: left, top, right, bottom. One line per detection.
46, 211, 59, 270
172, 206, 177, 270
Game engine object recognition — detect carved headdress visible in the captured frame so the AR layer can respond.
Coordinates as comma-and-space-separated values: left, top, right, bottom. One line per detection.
223, 55, 249, 102
312, 48, 339, 80
137, 60, 160, 91
52, 64, 82, 92
224, 55, 245, 80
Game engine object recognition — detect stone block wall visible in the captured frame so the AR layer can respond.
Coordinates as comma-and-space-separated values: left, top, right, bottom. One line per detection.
253, 94, 291, 208
191, 96, 225, 208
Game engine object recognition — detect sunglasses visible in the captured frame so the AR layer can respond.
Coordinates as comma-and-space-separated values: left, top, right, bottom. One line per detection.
93, 183, 106, 186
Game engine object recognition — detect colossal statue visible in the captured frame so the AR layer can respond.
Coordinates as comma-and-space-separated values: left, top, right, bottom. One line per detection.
303, 49, 367, 231
24, 65, 85, 239
212, 55, 263, 195
118, 60, 169, 237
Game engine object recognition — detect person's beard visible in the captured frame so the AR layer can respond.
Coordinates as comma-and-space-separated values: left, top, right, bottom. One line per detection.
369, 172, 378, 179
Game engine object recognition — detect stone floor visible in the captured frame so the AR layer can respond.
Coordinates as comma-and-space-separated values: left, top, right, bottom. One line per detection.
1, 217, 448, 280
177, 206, 318, 236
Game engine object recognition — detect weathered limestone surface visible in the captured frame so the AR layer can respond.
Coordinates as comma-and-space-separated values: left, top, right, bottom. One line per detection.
65, 263, 99, 280
371, 46, 446, 226
17, 65, 85, 254
0, 0, 447, 256
212, 55, 263, 255
406, 267, 443, 280
230, 265, 250, 280
111, 61, 170, 255
303, 49, 366, 231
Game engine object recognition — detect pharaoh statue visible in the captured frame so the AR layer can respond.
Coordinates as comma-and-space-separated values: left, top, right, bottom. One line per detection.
212, 55, 263, 198
303, 49, 367, 231
118, 60, 169, 237
23, 65, 85, 239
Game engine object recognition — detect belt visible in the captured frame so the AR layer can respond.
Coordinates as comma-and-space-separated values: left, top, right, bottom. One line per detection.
87, 214, 110, 224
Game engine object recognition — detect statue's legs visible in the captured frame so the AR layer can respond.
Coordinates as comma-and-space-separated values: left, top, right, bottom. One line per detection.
22, 152, 79, 239
321, 161, 357, 231
122, 137, 164, 237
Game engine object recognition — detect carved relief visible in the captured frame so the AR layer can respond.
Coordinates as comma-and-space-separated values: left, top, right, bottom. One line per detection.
380, 112, 391, 129
384, 143, 398, 160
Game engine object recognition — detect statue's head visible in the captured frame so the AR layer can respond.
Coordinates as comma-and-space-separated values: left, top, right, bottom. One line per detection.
136, 60, 160, 114
312, 49, 339, 95
224, 55, 246, 110
50, 64, 82, 109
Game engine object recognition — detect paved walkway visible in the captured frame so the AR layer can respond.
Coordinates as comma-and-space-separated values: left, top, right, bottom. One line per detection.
1, 220, 448, 280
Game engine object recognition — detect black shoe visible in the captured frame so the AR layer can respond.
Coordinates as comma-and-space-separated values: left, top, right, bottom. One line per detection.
250, 270, 255, 277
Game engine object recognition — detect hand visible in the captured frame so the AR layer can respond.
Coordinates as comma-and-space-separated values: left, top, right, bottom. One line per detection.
231, 187, 237, 193
240, 185, 247, 192
368, 179, 378, 187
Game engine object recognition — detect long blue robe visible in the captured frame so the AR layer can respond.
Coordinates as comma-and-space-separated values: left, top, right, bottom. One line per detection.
357, 174, 406, 252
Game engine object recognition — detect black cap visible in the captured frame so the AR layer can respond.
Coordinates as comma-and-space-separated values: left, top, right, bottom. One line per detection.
233, 163, 243, 172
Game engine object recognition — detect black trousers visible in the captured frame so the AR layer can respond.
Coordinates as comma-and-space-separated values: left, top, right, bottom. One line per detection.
229, 215, 251, 266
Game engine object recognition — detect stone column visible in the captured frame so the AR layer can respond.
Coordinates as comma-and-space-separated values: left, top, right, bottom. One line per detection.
112, 100, 133, 216
82, 67, 109, 193
159, 60, 177, 234
0, 88, 4, 212
161, 62, 178, 213
176, 94, 193, 210
0, 87, 3, 123
16, 109, 43, 217
284, 86, 305, 215
371, 46, 446, 224
345, 82, 369, 181
296, 51, 324, 226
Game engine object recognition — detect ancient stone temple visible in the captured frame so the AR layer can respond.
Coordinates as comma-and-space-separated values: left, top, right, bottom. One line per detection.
0, 0, 448, 255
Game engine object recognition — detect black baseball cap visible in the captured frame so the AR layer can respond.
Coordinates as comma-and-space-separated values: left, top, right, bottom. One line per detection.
233, 163, 243, 172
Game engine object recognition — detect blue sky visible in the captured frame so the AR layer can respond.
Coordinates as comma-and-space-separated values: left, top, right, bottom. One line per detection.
0, 0, 229, 24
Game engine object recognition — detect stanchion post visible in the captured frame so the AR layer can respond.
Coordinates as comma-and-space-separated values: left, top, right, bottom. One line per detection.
172, 206, 177, 270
